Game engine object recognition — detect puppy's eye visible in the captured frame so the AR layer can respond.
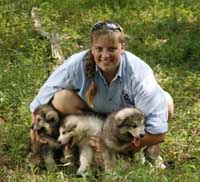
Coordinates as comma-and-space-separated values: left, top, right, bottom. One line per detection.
36, 116, 42, 122
62, 131, 66, 135
66, 128, 73, 132
36, 118, 41, 122
132, 124, 137, 128
47, 117, 55, 123
66, 125, 76, 132
38, 127, 45, 133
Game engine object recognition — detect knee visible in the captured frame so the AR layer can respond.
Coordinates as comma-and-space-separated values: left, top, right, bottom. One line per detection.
156, 133, 166, 143
132, 133, 166, 152
51, 89, 85, 115
164, 91, 174, 120
147, 132, 166, 146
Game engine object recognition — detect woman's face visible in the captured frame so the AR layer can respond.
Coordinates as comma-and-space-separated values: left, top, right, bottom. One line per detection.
91, 34, 124, 75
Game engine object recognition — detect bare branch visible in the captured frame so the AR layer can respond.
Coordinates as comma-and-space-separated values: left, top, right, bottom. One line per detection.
31, 7, 65, 66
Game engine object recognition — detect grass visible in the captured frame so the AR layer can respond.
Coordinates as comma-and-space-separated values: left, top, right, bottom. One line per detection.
0, 0, 200, 181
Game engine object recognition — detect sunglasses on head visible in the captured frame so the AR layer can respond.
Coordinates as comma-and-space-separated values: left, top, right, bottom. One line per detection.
92, 21, 122, 32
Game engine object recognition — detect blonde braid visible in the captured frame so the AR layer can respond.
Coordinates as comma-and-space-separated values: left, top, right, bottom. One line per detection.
85, 50, 98, 108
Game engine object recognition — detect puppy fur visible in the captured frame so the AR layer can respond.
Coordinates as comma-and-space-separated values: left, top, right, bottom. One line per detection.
141, 145, 166, 169
58, 114, 104, 176
58, 107, 146, 175
102, 107, 145, 171
102, 108, 166, 170
28, 104, 63, 171
58, 107, 165, 175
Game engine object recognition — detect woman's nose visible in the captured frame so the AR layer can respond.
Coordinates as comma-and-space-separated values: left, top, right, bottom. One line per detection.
101, 49, 110, 59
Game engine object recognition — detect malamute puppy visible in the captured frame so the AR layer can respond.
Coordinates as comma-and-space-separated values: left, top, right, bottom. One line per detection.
58, 113, 104, 176
28, 104, 63, 171
102, 107, 145, 171
103, 107, 166, 170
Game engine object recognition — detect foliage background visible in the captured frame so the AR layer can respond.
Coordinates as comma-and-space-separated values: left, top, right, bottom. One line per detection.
0, 0, 199, 181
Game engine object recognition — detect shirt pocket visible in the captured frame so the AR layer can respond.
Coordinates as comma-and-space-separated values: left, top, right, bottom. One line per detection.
120, 89, 135, 107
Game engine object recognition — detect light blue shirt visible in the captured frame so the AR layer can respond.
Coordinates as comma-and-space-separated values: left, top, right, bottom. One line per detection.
30, 50, 168, 134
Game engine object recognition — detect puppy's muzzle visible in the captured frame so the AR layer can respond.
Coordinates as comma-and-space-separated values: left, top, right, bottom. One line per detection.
31, 124, 45, 134
140, 133, 145, 138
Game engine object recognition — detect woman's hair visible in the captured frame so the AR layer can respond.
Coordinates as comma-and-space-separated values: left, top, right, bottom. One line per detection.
85, 20, 125, 108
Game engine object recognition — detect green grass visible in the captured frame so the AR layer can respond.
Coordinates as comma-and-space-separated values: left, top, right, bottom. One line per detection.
0, 0, 200, 181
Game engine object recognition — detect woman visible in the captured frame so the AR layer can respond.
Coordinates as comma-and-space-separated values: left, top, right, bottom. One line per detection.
30, 20, 174, 156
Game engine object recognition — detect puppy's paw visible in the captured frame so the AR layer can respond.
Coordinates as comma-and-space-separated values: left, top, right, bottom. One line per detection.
139, 151, 166, 169
153, 155, 166, 169
145, 155, 166, 169
76, 170, 89, 178
25, 152, 41, 168
139, 151, 146, 165
46, 163, 58, 172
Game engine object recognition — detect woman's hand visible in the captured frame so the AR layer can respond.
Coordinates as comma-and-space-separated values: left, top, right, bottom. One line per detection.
30, 129, 47, 144
31, 113, 47, 144
131, 132, 166, 152
89, 136, 102, 152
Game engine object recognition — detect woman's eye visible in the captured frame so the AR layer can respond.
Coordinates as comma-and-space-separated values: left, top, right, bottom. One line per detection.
96, 47, 103, 51
108, 47, 117, 52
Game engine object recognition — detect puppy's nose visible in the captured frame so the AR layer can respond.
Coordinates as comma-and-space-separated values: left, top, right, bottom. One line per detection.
140, 134, 145, 138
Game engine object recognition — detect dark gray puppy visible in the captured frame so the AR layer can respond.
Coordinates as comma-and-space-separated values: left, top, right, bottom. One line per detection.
27, 104, 63, 171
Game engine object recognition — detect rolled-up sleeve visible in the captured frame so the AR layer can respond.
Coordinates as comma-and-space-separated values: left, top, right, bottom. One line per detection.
30, 60, 74, 112
134, 73, 168, 134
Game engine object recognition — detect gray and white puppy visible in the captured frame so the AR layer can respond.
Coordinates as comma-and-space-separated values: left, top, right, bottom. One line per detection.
58, 114, 104, 176
103, 107, 166, 170
102, 107, 145, 171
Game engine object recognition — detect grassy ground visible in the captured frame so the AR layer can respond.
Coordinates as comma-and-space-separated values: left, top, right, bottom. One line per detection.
0, 0, 200, 181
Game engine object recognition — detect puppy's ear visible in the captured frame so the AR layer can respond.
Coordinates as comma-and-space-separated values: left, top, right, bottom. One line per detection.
46, 111, 59, 123
115, 118, 126, 127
